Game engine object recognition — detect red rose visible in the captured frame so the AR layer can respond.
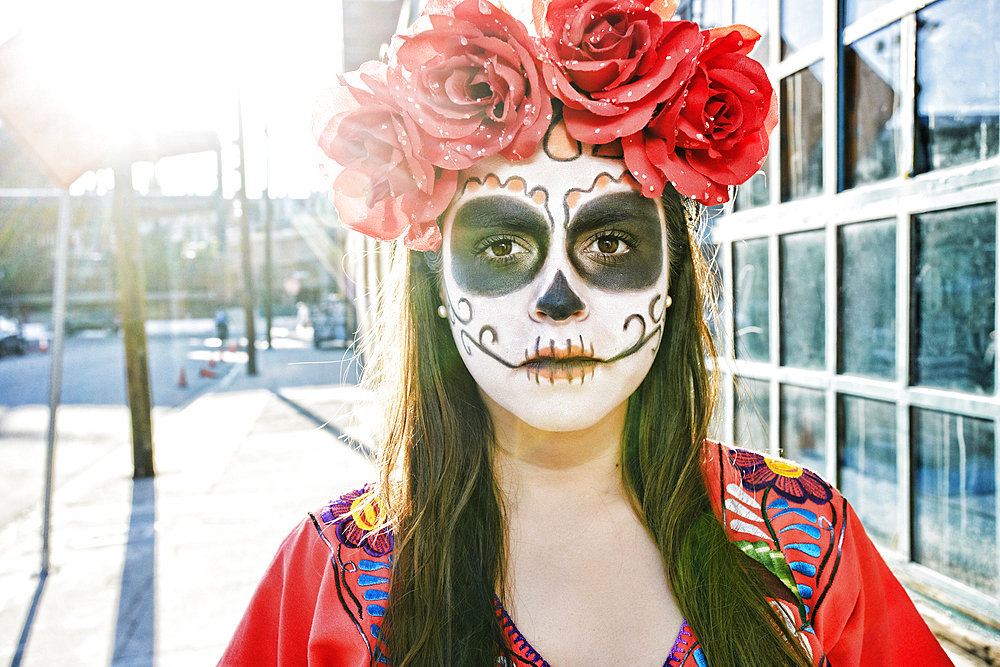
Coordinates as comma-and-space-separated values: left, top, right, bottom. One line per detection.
540, 0, 701, 142
626, 25, 778, 204
389, 0, 552, 170
313, 61, 455, 251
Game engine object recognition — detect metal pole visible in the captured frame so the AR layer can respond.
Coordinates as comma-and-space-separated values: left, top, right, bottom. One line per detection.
42, 192, 71, 569
10, 192, 71, 667
263, 124, 273, 349
236, 85, 258, 375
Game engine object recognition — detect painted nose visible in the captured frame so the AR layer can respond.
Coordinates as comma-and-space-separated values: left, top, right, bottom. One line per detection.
535, 271, 585, 321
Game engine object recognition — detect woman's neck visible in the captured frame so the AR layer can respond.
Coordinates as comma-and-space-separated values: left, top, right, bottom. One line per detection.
485, 393, 628, 504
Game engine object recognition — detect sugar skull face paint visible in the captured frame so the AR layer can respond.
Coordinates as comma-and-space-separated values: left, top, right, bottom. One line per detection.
439, 134, 671, 432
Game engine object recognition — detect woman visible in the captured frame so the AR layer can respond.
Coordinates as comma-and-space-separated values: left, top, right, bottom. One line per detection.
219, 0, 954, 665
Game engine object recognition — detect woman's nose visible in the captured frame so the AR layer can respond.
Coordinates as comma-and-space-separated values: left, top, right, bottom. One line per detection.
534, 271, 585, 321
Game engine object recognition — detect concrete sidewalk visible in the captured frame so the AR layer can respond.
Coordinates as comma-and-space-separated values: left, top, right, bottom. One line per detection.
0, 381, 378, 667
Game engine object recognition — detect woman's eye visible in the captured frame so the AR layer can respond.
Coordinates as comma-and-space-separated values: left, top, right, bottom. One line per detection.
590, 234, 630, 256
483, 238, 526, 258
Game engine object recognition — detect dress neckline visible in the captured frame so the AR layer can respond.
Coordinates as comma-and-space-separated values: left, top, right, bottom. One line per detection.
493, 596, 691, 667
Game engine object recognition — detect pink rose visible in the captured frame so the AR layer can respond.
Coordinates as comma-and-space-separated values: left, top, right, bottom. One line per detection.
313, 62, 455, 251
625, 25, 778, 204
389, 0, 552, 170
540, 0, 701, 142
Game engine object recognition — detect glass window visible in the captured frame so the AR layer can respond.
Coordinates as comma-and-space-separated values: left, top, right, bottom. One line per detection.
780, 384, 826, 475
734, 0, 769, 64
780, 0, 822, 59
675, 0, 732, 27
734, 156, 770, 211
735, 377, 770, 452
839, 219, 896, 379
733, 237, 770, 361
912, 204, 996, 394
845, 0, 893, 26
844, 23, 902, 189
838, 395, 899, 548
780, 230, 825, 369
781, 63, 824, 202
913, 409, 997, 595
915, 0, 1000, 173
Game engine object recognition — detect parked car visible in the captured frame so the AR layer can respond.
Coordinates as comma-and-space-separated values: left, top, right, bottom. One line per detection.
311, 297, 355, 349
0, 316, 28, 357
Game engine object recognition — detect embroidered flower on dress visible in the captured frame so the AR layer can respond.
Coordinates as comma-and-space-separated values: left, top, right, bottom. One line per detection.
322, 486, 395, 556
730, 449, 833, 504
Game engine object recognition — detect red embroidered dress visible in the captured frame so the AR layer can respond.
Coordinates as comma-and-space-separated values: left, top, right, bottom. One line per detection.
217, 444, 953, 666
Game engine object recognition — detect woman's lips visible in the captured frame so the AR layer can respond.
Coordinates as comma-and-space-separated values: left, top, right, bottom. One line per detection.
520, 337, 600, 384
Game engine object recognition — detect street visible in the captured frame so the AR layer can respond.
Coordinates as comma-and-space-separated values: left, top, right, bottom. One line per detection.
0, 315, 362, 408
0, 317, 378, 667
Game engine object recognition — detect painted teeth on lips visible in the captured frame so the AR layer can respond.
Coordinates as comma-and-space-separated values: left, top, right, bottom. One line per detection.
520, 337, 599, 385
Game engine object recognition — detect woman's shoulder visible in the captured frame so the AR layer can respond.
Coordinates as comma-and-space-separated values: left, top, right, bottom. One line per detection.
701, 441, 846, 630
312, 482, 395, 559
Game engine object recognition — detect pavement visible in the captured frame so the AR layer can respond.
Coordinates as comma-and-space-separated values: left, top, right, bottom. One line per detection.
0, 337, 378, 667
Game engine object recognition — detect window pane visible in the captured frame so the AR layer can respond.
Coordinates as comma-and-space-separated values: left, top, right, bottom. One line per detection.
733, 237, 770, 361
844, 23, 902, 188
735, 377, 770, 452
839, 219, 896, 378
675, 0, 731, 27
915, 0, 1000, 172
780, 230, 825, 369
912, 204, 996, 394
913, 409, 997, 595
780, 385, 826, 475
845, 0, 893, 25
781, 63, 824, 202
781, 0, 822, 59
838, 395, 898, 548
734, 156, 770, 211
734, 0, 770, 64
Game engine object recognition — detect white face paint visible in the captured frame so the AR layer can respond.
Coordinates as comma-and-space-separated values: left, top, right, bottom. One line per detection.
439, 139, 671, 432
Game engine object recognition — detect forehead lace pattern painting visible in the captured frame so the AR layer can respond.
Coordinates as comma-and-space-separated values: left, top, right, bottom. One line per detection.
313, 0, 779, 251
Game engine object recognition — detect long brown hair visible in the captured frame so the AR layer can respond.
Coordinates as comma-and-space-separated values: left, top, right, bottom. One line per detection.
363, 186, 812, 666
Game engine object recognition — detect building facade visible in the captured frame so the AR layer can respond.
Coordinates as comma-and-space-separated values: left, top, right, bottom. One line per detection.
678, 0, 999, 633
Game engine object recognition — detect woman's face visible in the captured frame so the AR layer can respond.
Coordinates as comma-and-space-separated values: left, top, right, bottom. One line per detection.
439, 144, 670, 432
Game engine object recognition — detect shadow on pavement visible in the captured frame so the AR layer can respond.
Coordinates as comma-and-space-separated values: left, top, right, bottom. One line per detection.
111, 478, 156, 667
271, 389, 375, 460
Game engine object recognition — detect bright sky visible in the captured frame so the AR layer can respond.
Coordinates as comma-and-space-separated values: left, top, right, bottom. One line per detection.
0, 0, 346, 198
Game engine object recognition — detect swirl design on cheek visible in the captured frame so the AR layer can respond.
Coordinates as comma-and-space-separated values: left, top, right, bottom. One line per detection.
443, 295, 474, 325
460, 326, 519, 368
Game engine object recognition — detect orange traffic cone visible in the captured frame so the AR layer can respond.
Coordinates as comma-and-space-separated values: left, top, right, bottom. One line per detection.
199, 367, 218, 379
178, 367, 187, 388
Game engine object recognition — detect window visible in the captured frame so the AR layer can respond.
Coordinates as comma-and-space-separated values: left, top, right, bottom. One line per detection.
780, 230, 825, 369
780, 384, 826, 474
838, 219, 896, 378
733, 237, 770, 362
838, 395, 899, 548
735, 377, 770, 451
781, 63, 825, 202
780, 0, 822, 58
915, 0, 1000, 173
845, 0, 893, 26
844, 23, 902, 189
734, 0, 770, 63
912, 409, 997, 595
911, 204, 996, 394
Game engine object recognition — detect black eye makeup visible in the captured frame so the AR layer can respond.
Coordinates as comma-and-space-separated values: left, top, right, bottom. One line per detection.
449, 196, 549, 297
567, 191, 664, 291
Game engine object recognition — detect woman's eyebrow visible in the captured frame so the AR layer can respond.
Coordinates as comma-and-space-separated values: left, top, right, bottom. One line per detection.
453, 196, 549, 234
567, 191, 660, 236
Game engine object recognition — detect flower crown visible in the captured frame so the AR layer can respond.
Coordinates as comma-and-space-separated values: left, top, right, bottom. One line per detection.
313, 0, 778, 251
